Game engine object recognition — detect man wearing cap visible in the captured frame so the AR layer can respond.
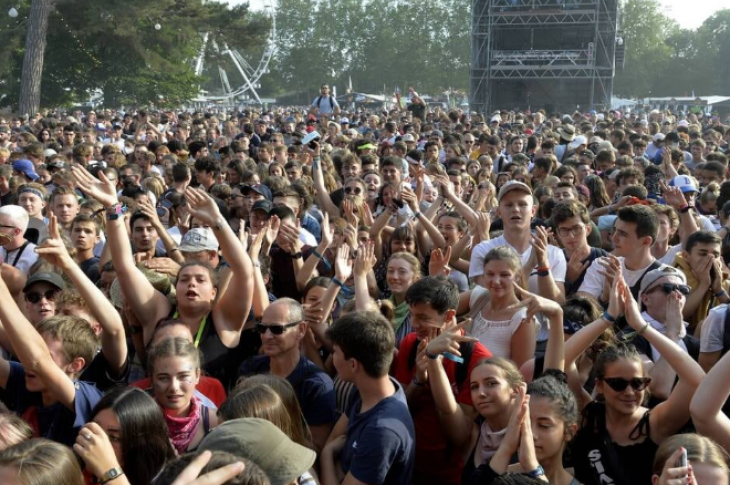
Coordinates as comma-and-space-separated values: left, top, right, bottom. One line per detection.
248, 199, 272, 236
22, 272, 65, 325
619, 266, 699, 401
242, 183, 272, 217
668, 175, 715, 233
199, 418, 316, 485
469, 181, 567, 347
0, 205, 38, 275
12, 159, 39, 183
238, 299, 336, 453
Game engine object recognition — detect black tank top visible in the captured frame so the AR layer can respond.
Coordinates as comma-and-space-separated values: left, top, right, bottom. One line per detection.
570, 402, 658, 485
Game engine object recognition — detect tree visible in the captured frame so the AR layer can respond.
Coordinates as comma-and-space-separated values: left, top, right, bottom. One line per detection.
18, 0, 55, 115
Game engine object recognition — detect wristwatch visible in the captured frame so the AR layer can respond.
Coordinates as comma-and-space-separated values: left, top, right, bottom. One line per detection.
99, 467, 125, 484
289, 251, 303, 259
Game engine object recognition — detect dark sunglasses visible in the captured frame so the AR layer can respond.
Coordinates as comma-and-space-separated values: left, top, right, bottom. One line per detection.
25, 289, 59, 304
256, 322, 300, 335
602, 377, 651, 392
647, 283, 690, 296
345, 186, 363, 195
563, 320, 584, 335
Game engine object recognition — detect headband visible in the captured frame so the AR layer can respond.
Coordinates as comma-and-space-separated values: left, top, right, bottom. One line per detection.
18, 187, 45, 200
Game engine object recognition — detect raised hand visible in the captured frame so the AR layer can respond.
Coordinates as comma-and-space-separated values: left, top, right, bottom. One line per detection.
476, 211, 491, 241
429, 247, 452, 277
184, 187, 224, 228
73, 423, 123, 479
264, 215, 281, 249
660, 181, 687, 209
170, 450, 244, 485
401, 186, 419, 212
597, 254, 622, 289
618, 272, 646, 332
334, 244, 353, 282
500, 384, 528, 456
566, 246, 591, 284
278, 221, 302, 254
518, 398, 541, 473
34, 214, 74, 270
71, 165, 118, 208
426, 319, 478, 357
249, 222, 268, 261
320, 213, 334, 249
509, 282, 562, 322
530, 225, 551, 267
136, 198, 164, 230
657, 447, 694, 485
353, 240, 377, 277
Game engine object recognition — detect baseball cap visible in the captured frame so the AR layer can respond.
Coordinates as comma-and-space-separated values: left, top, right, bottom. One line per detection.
589, 136, 603, 145
251, 199, 273, 214
677, 120, 689, 127
357, 142, 376, 151
178, 228, 219, 253
596, 141, 614, 155
43, 148, 58, 157
241, 184, 273, 201
669, 175, 698, 194
23, 272, 66, 293
569, 135, 587, 150
401, 133, 416, 143
198, 418, 316, 485
12, 159, 39, 181
653, 133, 666, 142
497, 181, 532, 202
638, 266, 686, 300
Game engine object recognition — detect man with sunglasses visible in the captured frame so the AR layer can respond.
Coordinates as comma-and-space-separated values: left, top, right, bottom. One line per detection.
617, 267, 700, 402
238, 298, 336, 453
22, 272, 65, 326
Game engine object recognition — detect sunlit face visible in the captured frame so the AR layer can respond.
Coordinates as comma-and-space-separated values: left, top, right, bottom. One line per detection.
363, 173, 381, 200
553, 187, 575, 202
470, 364, 517, 418
556, 216, 588, 251
611, 219, 643, 256
596, 358, 645, 415
176, 265, 217, 310
269, 165, 283, 177
249, 209, 269, 233
529, 396, 571, 463
409, 302, 449, 341
52, 194, 80, 226
381, 166, 400, 184
497, 191, 535, 230
25, 334, 71, 393
386, 257, 417, 296
480, 259, 518, 299
260, 303, 304, 358
24, 282, 58, 325
71, 221, 99, 252
132, 219, 158, 251
641, 275, 687, 322
93, 408, 123, 464
382, 185, 396, 207
151, 356, 200, 415
437, 215, 463, 245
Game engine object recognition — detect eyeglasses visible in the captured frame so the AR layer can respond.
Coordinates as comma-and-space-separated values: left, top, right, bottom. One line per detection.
345, 186, 363, 195
25, 289, 59, 304
602, 377, 652, 392
557, 224, 585, 238
0, 225, 16, 230
256, 322, 301, 335
646, 283, 691, 296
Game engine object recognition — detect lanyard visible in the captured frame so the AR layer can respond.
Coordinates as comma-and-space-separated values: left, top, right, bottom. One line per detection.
8, 241, 29, 268
172, 311, 207, 348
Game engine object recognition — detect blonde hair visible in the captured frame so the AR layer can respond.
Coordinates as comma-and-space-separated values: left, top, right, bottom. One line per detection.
0, 413, 32, 451
653, 434, 729, 476
0, 438, 84, 485
470, 357, 524, 388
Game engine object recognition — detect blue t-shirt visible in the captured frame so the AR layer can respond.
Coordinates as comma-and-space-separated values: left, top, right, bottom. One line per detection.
5, 362, 103, 446
239, 354, 336, 426
340, 378, 415, 485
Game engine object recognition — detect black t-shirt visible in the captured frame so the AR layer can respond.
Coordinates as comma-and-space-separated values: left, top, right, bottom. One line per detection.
80, 256, 101, 284
80, 351, 132, 392
565, 247, 608, 296
1, 191, 16, 206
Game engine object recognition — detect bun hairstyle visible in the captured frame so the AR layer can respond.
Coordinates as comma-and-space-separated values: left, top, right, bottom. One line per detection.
527, 373, 579, 439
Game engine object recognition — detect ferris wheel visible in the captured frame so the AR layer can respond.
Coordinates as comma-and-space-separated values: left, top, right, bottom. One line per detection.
193, 0, 276, 104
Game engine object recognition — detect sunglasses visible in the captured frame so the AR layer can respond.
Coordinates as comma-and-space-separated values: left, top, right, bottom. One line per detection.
256, 322, 300, 335
563, 320, 584, 335
345, 186, 363, 195
602, 377, 652, 392
647, 283, 690, 296
25, 289, 59, 304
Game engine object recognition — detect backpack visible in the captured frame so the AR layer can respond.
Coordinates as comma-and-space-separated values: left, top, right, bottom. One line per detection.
315, 96, 335, 111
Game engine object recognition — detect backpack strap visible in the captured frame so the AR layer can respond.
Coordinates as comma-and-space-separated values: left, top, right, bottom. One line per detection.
630, 260, 662, 301
455, 341, 475, 392
315, 96, 323, 108
467, 290, 491, 321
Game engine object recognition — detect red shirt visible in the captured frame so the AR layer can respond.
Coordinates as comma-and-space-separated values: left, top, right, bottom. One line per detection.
393, 333, 492, 485
131, 376, 227, 408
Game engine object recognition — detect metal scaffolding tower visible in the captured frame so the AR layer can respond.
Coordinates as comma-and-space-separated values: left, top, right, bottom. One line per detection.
470, 0, 620, 115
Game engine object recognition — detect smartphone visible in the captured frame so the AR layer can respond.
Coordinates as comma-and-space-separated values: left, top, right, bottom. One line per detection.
393, 198, 404, 209
302, 130, 321, 146
675, 448, 687, 468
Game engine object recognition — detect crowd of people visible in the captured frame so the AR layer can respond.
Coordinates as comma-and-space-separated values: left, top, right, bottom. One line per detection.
0, 84, 729, 485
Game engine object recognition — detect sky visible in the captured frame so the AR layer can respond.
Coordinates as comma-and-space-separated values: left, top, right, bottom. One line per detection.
227, 0, 725, 29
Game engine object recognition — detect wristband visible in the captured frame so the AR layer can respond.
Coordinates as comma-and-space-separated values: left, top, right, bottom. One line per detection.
602, 310, 617, 323
637, 321, 649, 334
289, 251, 303, 259
411, 375, 426, 387
679, 205, 693, 214
525, 466, 545, 478
425, 349, 441, 360
332, 277, 345, 288
714, 290, 727, 298
413, 211, 421, 219
312, 249, 325, 260
105, 203, 127, 221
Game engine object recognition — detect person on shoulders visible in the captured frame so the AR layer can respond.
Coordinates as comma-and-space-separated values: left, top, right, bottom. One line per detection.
310, 84, 341, 118
321, 311, 415, 485
238, 298, 336, 453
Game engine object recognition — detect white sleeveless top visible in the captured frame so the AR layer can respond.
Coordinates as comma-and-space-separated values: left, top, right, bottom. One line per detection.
469, 286, 528, 359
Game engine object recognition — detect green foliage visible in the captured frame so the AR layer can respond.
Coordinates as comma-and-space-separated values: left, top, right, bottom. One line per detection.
615, 0, 730, 99
269, 0, 471, 100
0, 0, 269, 109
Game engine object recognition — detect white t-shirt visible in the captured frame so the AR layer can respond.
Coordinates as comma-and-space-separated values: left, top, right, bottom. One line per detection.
641, 311, 688, 362
469, 235, 567, 341
658, 244, 682, 266
0, 241, 38, 274
700, 304, 729, 354
578, 257, 666, 300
